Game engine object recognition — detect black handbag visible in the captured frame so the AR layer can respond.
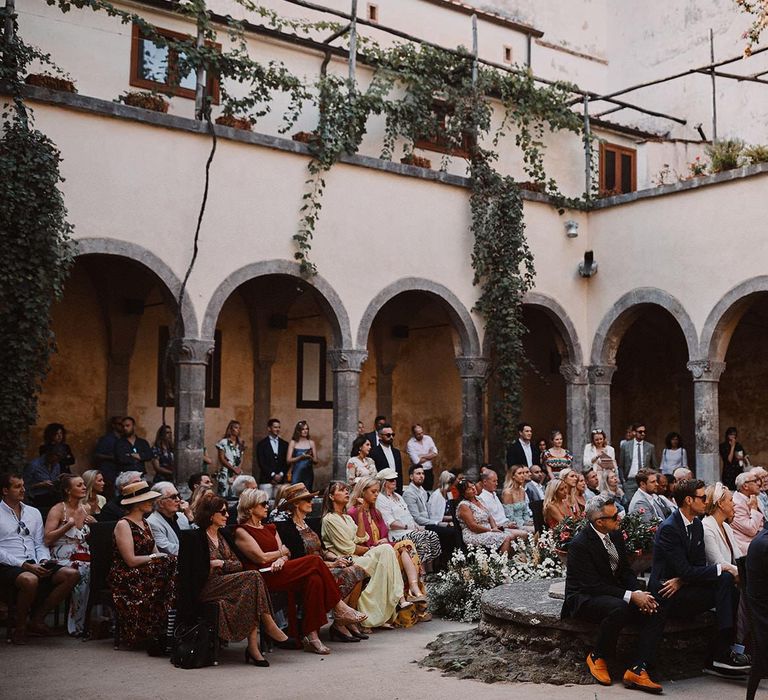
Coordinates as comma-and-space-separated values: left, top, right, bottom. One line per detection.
170, 619, 214, 669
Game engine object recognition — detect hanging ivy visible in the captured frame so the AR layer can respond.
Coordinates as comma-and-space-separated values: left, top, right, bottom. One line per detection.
0, 9, 75, 472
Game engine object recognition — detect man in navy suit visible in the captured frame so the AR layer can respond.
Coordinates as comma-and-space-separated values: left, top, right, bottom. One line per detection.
562, 495, 665, 692
649, 479, 750, 677
505, 422, 540, 469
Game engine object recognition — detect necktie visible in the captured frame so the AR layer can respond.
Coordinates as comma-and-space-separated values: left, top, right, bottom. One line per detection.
603, 534, 620, 574
636, 441, 643, 467
685, 524, 692, 543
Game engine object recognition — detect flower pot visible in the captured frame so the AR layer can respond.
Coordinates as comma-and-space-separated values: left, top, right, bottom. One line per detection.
118, 92, 169, 113
25, 73, 77, 93
292, 131, 319, 145
215, 114, 252, 131
626, 550, 653, 575
400, 155, 432, 169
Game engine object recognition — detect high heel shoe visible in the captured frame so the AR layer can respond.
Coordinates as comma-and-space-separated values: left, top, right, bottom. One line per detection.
302, 636, 331, 655
407, 592, 427, 603
329, 625, 360, 643
348, 625, 369, 640
245, 648, 270, 667
272, 636, 299, 650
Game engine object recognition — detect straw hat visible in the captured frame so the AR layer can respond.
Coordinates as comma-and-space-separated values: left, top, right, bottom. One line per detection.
376, 468, 399, 481
120, 480, 162, 505
277, 483, 319, 509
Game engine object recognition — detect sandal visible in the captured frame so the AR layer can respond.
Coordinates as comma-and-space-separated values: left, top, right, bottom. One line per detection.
397, 599, 414, 610
302, 636, 331, 655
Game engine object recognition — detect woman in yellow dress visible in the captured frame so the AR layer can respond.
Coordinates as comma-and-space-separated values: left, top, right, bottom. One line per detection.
321, 481, 413, 628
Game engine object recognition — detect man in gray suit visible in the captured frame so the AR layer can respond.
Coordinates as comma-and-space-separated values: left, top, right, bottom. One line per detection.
146, 481, 193, 555
628, 470, 668, 522
402, 465, 456, 565
619, 423, 657, 502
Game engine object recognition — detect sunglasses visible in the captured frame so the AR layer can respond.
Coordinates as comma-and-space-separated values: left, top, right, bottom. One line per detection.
257, 501, 268, 507
17, 521, 30, 536
595, 512, 619, 522
163, 494, 181, 500
217, 508, 228, 515
690, 494, 707, 502
381, 432, 394, 437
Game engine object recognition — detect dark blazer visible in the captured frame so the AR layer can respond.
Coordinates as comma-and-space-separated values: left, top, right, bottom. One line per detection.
114, 436, 154, 471
506, 440, 540, 469
370, 444, 403, 491
648, 510, 719, 594
561, 525, 639, 619
255, 436, 289, 482
746, 528, 768, 674
618, 440, 658, 481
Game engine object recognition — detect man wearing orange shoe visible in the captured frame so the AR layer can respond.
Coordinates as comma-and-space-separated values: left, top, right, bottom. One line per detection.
561, 495, 665, 693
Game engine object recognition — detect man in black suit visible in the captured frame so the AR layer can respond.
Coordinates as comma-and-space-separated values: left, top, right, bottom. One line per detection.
505, 422, 540, 469
746, 528, 768, 699
255, 418, 288, 497
649, 479, 750, 677
370, 423, 403, 492
352, 415, 387, 457
562, 495, 665, 693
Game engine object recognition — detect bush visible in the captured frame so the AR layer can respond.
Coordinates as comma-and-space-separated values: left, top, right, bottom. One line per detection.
706, 139, 744, 173
744, 144, 768, 165
117, 91, 169, 113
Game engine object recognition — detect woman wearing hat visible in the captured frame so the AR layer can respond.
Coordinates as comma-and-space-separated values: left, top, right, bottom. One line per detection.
234, 488, 365, 655
108, 480, 177, 650
275, 484, 369, 643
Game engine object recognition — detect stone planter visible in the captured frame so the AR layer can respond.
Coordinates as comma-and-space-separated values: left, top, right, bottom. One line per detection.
215, 114, 252, 131
118, 91, 169, 113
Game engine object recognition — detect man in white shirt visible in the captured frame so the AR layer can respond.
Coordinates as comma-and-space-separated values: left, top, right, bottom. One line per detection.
146, 481, 194, 555
619, 423, 657, 501
0, 473, 79, 644
406, 424, 439, 491
477, 468, 514, 529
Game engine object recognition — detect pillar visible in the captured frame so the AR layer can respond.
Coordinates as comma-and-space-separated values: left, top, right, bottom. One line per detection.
587, 364, 616, 442
252, 356, 275, 477
376, 361, 395, 420
687, 360, 726, 483
455, 356, 489, 480
560, 363, 589, 469
106, 353, 131, 419
172, 337, 215, 486
329, 348, 368, 481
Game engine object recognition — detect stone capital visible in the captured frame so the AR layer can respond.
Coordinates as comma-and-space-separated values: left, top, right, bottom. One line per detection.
687, 360, 726, 382
455, 356, 490, 379
328, 348, 368, 373
170, 337, 215, 365
559, 363, 588, 384
587, 364, 617, 385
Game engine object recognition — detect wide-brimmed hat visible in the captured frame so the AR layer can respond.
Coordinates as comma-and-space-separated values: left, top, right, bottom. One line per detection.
278, 483, 319, 509
121, 480, 162, 505
376, 468, 398, 481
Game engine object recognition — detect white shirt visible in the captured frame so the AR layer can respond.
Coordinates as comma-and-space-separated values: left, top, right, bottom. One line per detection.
583, 443, 616, 467
380, 444, 396, 471
679, 510, 722, 575
0, 500, 50, 567
520, 440, 533, 467
629, 440, 644, 479
376, 493, 417, 540
406, 435, 438, 471
269, 434, 280, 455
477, 489, 509, 527
428, 490, 450, 521
526, 480, 545, 501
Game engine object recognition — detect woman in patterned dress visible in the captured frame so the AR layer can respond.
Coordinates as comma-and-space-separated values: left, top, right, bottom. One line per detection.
215, 420, 245, 497
541, 430, 574, 481
193, 494, 289, 666
455, 479, 515, 554
44, 474, 94, 635
275, 483, 369, 642
107, 481, 176, 650
346, 435, 378, 485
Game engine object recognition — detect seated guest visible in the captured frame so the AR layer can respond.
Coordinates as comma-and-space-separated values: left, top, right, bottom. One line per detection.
628, 470, 667, 522
375, 468, 442, 565
501, 465, 534, 532
188, 479, 215, 521
183, 493, 290, 666
235, 487, 365, 654
525, 464, 546, 502
95, 470, 141, 522
146, 482, 194, 555
543, 479, 573, 528
275, 484, 368, 642
348, 477, 427, 604
731, 471, 765, 553
428, 470, 455, 524
673, 467, 693, 482
107, 481, 177, 652
81, 469, 106, 517
346, 435, 378, 485
599, 470, 626, 513
228, 475, 257, 525
649, 479, 750, 676
575, 473, 588, 513
476, 468, 511, 528
402, 466, 456, 562
44, 474, 94, 636
188, 472, 214, 494
751, 466, 768, 517
745, 527, 768, 700
584, 468, 601, 500
655, 473, 677, 514
0, 473, 79, 645
321, 481, 412, 627
455, 479, 515, 554
703, 483, 749, 662
559, 468, 583, 516
561, 495, 665, 692
23, 446, 63, 517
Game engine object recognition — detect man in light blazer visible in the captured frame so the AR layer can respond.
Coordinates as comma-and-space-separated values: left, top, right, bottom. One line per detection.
146, 481, 193, 555
619, 423, 657, 501
627, 470, 667, 522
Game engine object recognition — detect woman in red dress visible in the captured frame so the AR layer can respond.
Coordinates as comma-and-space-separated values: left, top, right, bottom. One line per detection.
234, 486, 366, 655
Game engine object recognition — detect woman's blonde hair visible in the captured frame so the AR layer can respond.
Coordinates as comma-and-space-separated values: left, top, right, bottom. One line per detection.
543, 478, 566, 514
237, 488, 269, 523
437, 470, 455, 495
598, 469, 623, 499
81, 469, 102, 504
351, 476, 379, 506
704, 482, 729, 516
503, 464, 526, 491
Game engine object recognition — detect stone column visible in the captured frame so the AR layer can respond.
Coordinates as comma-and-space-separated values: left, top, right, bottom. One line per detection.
455, 356, 489, 480
252, 357, 275, 478
375, 361, 396, 420
560, 363, 589, 470
329, 349, 368, 482
687, 360, 726, 483
587, 364, 616, 441
106, 353, 131, 419
172, 337, 215, 486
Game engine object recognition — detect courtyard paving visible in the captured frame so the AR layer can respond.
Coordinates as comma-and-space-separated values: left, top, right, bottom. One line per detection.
3, 618, 757, 699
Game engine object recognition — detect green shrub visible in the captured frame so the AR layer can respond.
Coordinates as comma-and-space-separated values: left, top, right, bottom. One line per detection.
706, 138, 744, 173
744, 144, 768, 164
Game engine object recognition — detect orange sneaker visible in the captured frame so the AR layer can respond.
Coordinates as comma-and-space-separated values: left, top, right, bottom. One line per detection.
586, 653, 612, 685
623, 668, 663, 694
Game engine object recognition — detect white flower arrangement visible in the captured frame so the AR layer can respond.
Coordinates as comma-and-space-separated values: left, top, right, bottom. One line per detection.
429, 534, 565, 622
